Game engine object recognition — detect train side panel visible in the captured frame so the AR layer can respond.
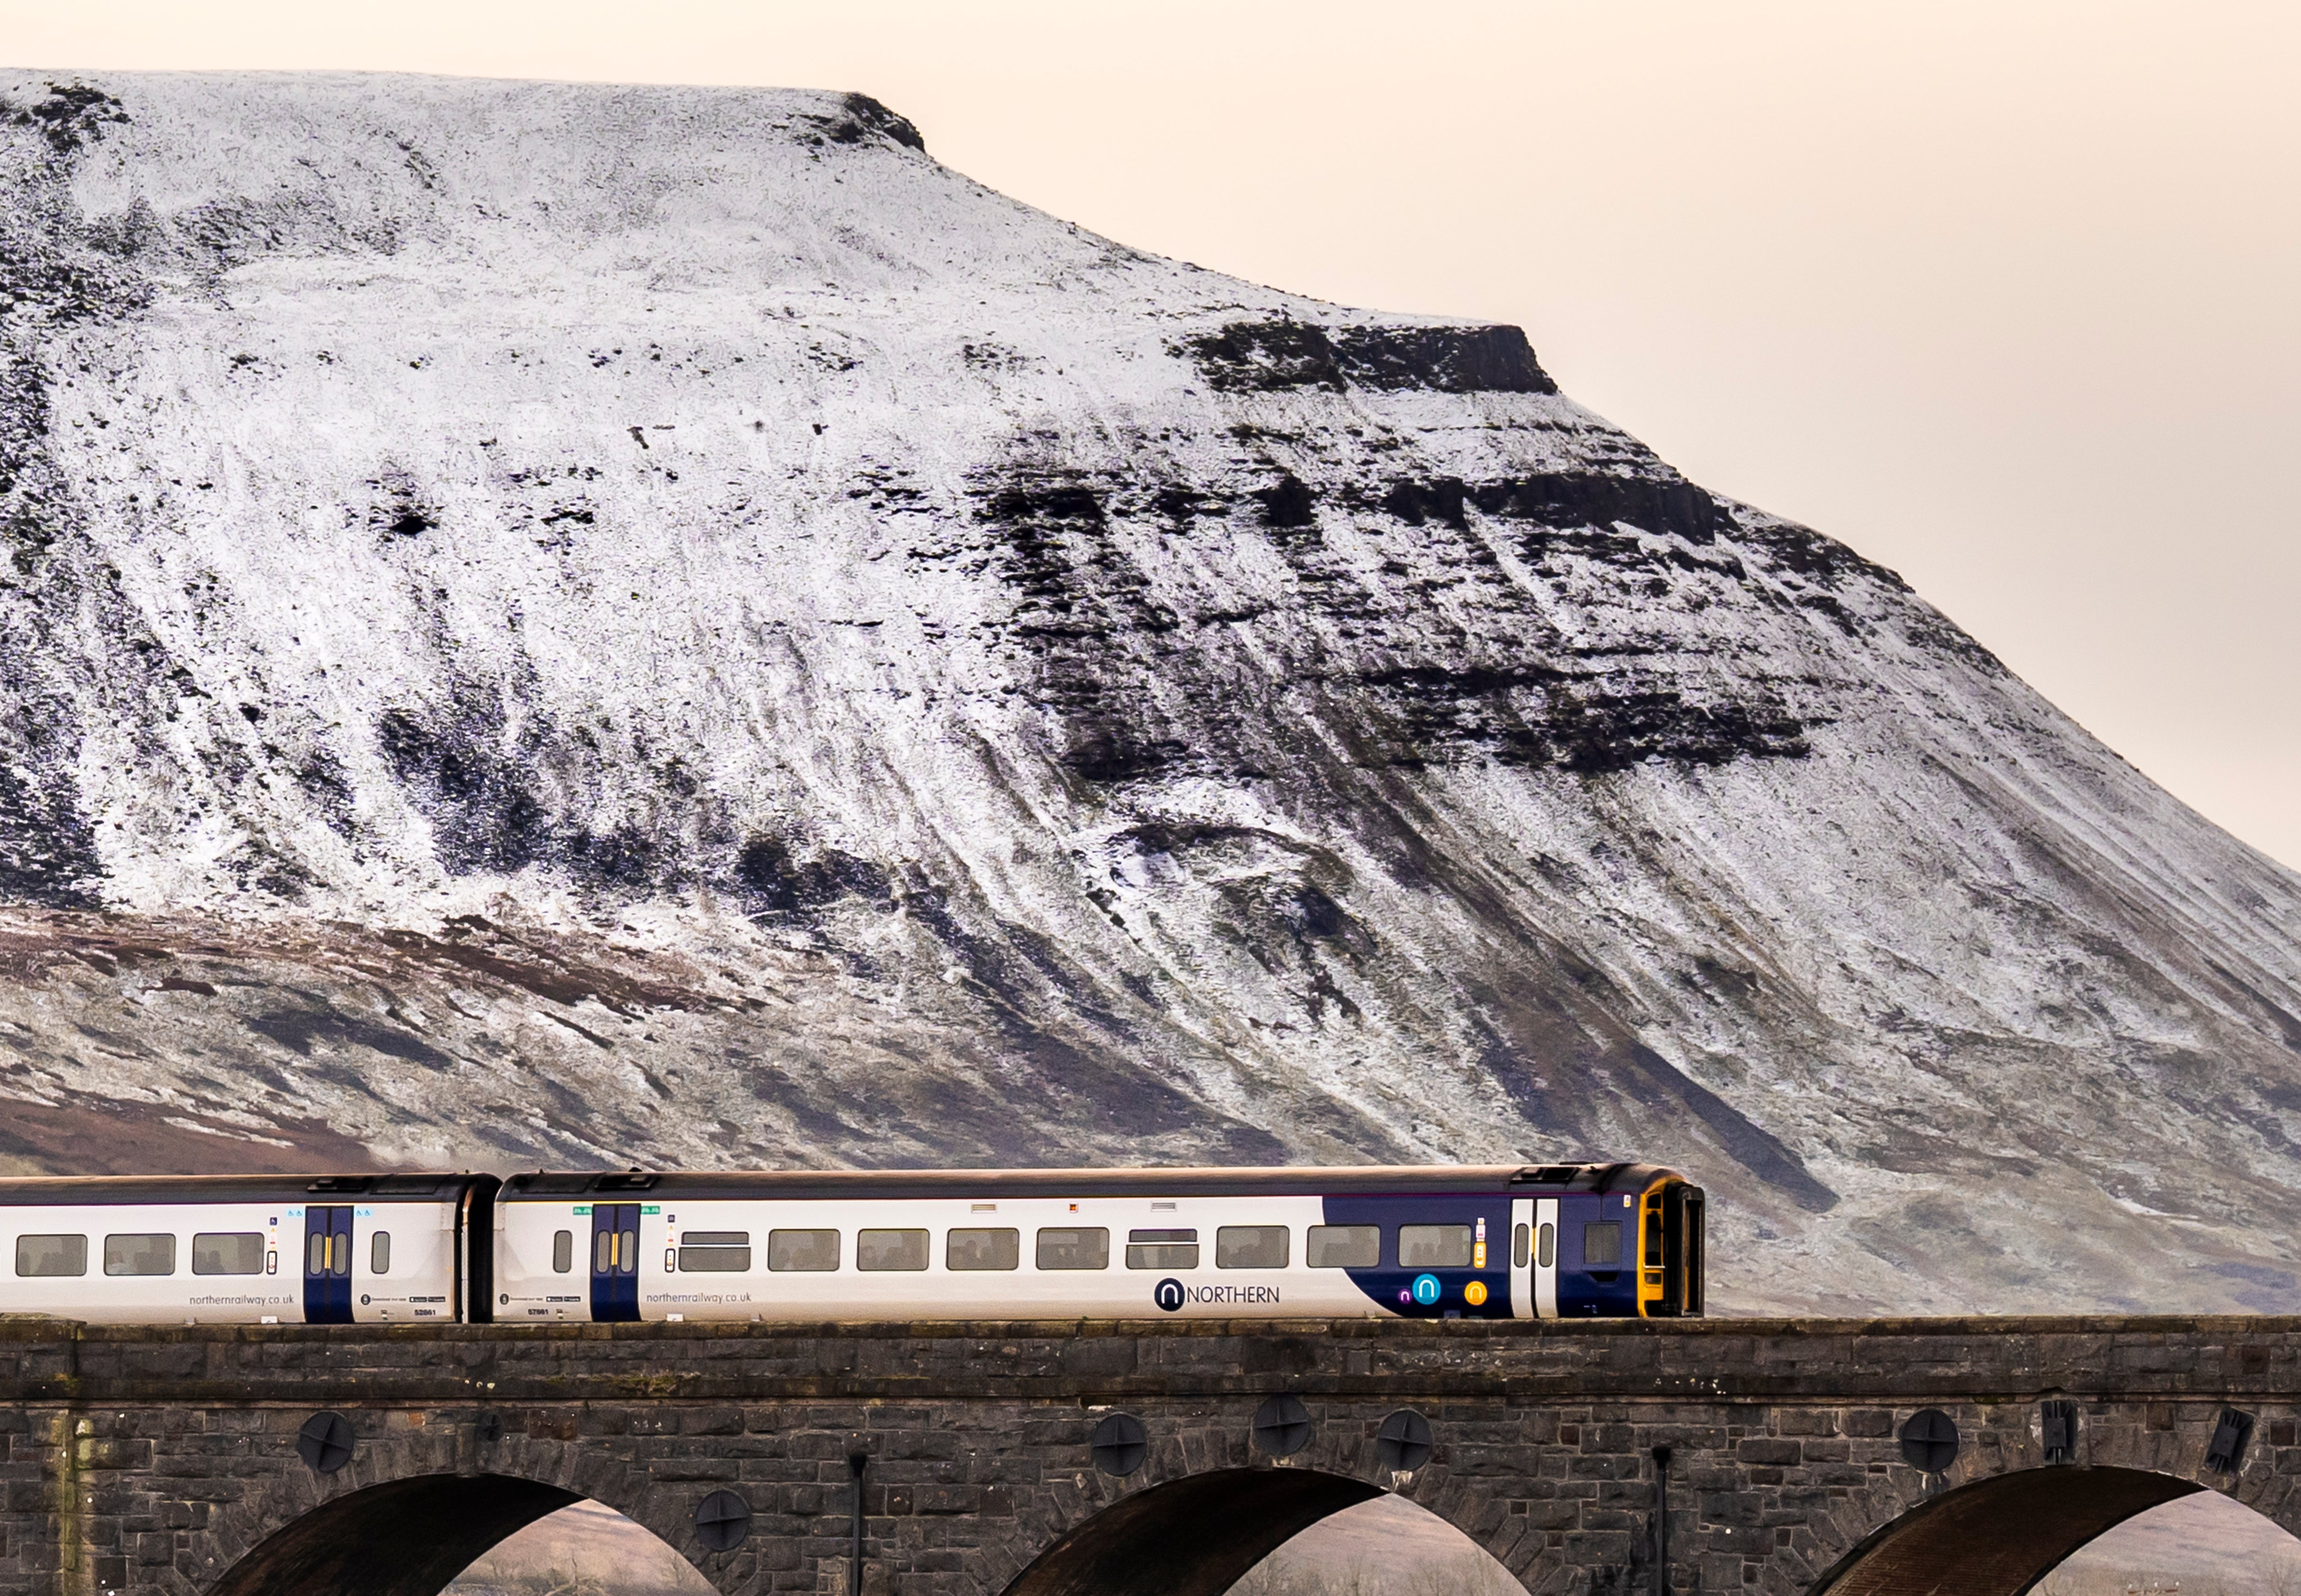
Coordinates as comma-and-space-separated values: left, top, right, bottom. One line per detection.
0, 1177, 480, 1326
497, 1192, 1379, 1323
309, 1200, 459, 1324
2, 1201, 299, 1325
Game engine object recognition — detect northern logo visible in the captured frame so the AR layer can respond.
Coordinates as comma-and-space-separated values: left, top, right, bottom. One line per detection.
1153, 1277, 1185, 1312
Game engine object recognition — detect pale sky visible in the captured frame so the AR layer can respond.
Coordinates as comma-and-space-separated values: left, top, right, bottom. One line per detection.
9, 0, 2296, 866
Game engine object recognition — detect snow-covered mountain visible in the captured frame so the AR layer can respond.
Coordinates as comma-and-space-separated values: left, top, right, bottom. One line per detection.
4, 71, 2298, 1314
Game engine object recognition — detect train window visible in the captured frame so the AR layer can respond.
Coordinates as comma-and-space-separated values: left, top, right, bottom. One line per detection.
858, 1229, 929, 1271
1582, 1221, 1623, 1268
552, 1230, 573, 1273
104, 1233, 177, 1277
1512, 1224, 1530, 1269
1126, 1228, 1197, 1270
1537, 1223, 1555, 1268
591, 1223, 639, 1275
1217, 1226, 1289, 1269
193, 1233, 264, 1276
1036, 1228, 1110, 1270
1398, 1225, 1473, 1269
1305, 1225, 1378, 1268
680, 1232, 753, 1272
767, 1229, 839, 1272
370, 1232, 391, 1276
946, 1227, 1019, 1271
16, 1234, 86, 1278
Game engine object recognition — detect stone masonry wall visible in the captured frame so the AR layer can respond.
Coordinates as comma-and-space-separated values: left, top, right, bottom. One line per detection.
0, 1317, 2296, 1596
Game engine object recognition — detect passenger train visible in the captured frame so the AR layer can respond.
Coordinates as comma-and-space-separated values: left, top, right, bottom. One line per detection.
0, 1164, 1703, 1326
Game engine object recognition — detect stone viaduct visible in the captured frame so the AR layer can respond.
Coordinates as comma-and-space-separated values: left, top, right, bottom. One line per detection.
2, 1315, 2297, 1596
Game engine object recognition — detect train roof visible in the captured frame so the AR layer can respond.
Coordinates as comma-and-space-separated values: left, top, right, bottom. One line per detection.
498, 1164, 1690, 1200
0, 1173, 496, 1206
0, 1165, 1696, 1207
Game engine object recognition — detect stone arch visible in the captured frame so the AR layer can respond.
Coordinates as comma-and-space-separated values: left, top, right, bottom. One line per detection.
1809, 1467, 2203, 1596
1002, 1467, 1384, 1596
205, 1475, 581, 1596
178, 1418, 732, 1596
983, 1397, 1546, 1596
1785, 1402, 2301, 1596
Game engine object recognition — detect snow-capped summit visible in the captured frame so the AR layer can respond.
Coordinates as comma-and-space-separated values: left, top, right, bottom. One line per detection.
3, 71, 2297, 1312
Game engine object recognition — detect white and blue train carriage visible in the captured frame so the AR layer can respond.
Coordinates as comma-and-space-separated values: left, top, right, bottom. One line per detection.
0, 1173, 498, 1325
492, 1163, 1705, 1324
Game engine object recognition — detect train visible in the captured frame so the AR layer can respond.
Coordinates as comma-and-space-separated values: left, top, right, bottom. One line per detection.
0, 1163, 1703, 1326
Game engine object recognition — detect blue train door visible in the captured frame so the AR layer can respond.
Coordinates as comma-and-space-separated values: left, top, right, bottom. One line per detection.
590, 1204, 641, 1322
304, 1206, 354, 1324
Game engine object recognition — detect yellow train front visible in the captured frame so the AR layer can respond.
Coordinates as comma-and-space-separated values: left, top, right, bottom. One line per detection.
1510, 1161, 1706, 1318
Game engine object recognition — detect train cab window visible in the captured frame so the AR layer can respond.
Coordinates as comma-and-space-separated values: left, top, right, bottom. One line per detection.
857, 1229, 929, 1271
680, 1232, 753, 1272
370, 1232, 391, 1276
105, 1233, 177, 1277
1398, 1225, 1473, 1269
767, 1229, 839, 1272
15, 1234, 86, 1278
1035, 1228, 1109, 1270
1126, 1229, 1197, 1270
192, 1233, 264, 1276
1305, 1225, 1378, 1268
1583, 1221, 1623, 1268
1217, 1226, 1289, 1269
946, 1227, 1019, 1271
552, 1230, 574, 1273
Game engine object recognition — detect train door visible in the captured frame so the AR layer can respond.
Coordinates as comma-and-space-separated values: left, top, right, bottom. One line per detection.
1662, 1184, 1705, 1317
1533, 1197, 1559, 1319
1509, 1198, 1533, 1319
590, 1204, 641, 1322
304, 1206, 354, 1324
